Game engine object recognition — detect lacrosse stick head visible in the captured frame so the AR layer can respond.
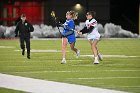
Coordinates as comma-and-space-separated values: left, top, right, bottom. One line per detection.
51, 11, 56, 18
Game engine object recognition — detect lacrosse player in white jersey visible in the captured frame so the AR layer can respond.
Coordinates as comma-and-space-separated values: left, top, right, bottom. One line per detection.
77, 11, 102, 64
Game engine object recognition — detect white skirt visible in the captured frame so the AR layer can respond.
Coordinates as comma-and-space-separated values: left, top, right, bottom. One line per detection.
87, 33, 100, 40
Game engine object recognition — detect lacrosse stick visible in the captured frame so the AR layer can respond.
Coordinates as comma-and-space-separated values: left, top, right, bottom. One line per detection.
51, 11, 80, 37
51, 11, 62, 37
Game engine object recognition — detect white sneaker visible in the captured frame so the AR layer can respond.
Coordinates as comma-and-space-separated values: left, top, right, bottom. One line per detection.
61, 59, 66, 64
98, 53, 103, 61
94, 60, 99, 64
76, 50, 80, 58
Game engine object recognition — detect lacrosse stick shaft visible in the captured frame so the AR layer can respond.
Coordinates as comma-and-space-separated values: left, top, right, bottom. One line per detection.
51, 11, 62, 37
51, 11, 79, 36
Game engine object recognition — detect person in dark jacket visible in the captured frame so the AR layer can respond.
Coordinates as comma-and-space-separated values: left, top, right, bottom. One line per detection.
15, 14, 34, 59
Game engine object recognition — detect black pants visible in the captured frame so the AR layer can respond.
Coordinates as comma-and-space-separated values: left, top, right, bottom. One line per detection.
19, 36, 30, 55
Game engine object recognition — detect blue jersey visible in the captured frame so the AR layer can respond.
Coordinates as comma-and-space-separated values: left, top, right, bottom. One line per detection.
63, 19, 76, 43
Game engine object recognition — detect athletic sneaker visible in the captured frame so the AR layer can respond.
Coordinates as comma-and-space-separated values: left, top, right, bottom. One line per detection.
61, 59, 66, 64
76, 50, 80, 58
94, 60, 99, 64
22, 49, 25, 56
27, 54, 30, 59
98, 53, 103, 61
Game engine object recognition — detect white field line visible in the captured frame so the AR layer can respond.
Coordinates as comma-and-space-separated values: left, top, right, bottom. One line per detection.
81, 55, 138, 58
118, 86, 140, 88
14, 49, 70, 53
15, 49, 62, 52
68, 77, 140, 80
103, 70, 140, 72
0, 73, 128, 93
11, 71, 80, 73
14, 49, 138, 58
0, 46, 15, 48
7, 69, 140, 74
72, 64, 136, 67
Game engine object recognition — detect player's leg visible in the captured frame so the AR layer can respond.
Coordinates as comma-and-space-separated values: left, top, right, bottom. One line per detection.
89, 39, 99, 64
94, 38, 103, 61
25, 37, 30, 59
70, 42, 77, 53
19, 37, 25, 56
68, 37, 80, 58
70, 42, 80, 58
97, 48, 103, 61
61, 38, 68, 64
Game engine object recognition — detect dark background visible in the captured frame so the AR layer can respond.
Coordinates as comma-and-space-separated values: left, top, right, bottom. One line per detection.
0, 0, 139, 34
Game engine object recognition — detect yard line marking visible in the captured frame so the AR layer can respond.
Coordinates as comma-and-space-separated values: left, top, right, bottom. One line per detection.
11, 71, 80, 73
15, 49, 70, 53
15, 49, 61, 52
9, 69, 140, 74
72, 64, 136, 67
68, 77, 140, 80
105, 64, 136, 66
103, 70, 140, 72
14, 51, 139, 58
0, 46, 15, 48
118, 86, 140, 88
81, 55, 139, 58
69, 60, 83, 61
0, 73, 128, 93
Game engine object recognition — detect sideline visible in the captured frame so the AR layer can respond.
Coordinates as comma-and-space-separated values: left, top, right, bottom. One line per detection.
0, 73, 128, 93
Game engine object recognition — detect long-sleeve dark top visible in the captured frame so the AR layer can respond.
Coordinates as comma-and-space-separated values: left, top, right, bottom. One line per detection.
80, 19, 94, 34
15, 20, 34, 37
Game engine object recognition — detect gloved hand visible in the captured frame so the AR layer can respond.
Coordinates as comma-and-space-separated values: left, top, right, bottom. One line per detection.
15, 34, 18, 37
62, 34, 66, 37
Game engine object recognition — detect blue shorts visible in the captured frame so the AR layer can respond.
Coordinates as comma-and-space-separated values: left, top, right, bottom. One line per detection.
67, 36, 76, 44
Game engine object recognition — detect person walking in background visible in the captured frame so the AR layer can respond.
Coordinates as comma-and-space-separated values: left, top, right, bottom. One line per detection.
77, 11, 102, 64
15, 14, 34, 59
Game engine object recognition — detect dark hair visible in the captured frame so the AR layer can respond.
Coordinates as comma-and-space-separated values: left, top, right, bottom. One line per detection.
86, 11, 96, 17
21, 14, 26, 18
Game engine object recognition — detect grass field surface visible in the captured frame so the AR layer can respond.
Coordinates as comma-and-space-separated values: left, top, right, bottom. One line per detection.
0, 38, 140, 93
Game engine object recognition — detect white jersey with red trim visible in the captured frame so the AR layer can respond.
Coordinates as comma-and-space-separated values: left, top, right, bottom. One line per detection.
85, 18, 100, 40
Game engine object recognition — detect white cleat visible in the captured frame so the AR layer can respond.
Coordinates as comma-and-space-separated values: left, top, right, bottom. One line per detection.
61, 59, 66, 64
98, 53, 103, 61
94, 60, 100, 64
76, 50, 80, 58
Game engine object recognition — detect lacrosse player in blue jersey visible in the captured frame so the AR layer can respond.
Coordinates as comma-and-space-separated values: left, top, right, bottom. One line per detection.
61, 11, 80, 64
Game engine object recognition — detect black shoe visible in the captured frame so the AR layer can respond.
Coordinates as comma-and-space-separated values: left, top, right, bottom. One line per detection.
27, 55, 30, 59
22, 49, 25, 56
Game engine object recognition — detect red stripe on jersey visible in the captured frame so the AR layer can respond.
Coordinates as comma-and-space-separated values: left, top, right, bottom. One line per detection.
87, 21, 97, 27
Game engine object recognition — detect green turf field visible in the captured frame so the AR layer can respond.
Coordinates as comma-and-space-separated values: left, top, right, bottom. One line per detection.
0, 38, 140, 93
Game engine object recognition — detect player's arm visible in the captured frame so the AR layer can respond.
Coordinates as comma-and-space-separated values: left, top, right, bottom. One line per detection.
62, 21, 74, 37
15, 23, 19, 37
28, 22, 34, 32
62, 30, 74, 37
80, 25, 94, 34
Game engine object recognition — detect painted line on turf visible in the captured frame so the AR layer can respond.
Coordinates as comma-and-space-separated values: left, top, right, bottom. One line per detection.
68, 77, 140, 80
97, 86, 140, 90
0, 73, 128, 93
11, 71, 80, 73
5, 69, 140, 74
13, 50, 139, 58
0, 46, 15, 48
81, 55, 139, 58
14, 49, 70, 52
118, 86, 140, 88
72, 64, 137, 67
69, 60, 83, 61
103, 70, 140, 72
